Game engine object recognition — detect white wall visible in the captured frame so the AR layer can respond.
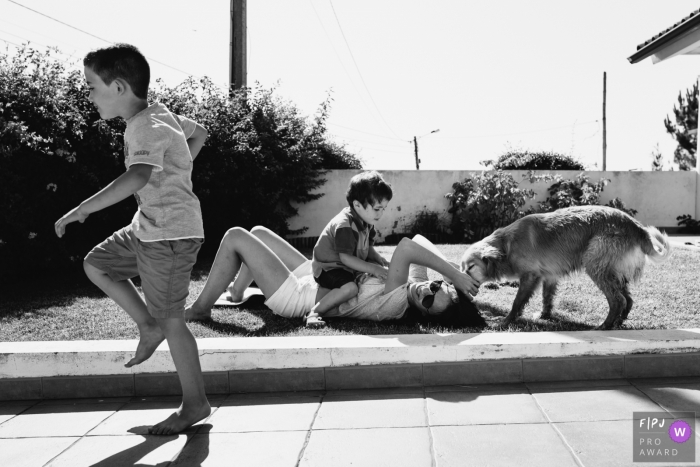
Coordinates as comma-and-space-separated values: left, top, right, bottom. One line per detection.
288, 170, 698, 242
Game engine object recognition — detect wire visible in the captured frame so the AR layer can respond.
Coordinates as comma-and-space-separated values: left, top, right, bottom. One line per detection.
308, 0, 380, 129
0, 17, 87, 55
0, 37, 20, 47
327, 122, 405, 141
6, 0, 200, 78
328, 0, 405, 140
434, 120, 599, 139
329, 132, 408, 148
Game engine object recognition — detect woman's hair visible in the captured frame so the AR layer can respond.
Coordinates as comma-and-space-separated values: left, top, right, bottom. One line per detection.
405, 287, 486, 328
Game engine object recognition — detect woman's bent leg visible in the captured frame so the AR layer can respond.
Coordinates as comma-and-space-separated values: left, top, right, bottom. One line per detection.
228, 226, 308, 301
186, 228, 292, 320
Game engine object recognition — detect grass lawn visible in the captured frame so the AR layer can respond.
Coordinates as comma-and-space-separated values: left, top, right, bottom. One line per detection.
1, 244, 699, 342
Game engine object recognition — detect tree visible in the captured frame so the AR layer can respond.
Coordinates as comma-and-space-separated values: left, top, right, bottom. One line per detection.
651, 143, 663, 171
481, 150, 585, 170
664, 81, 697, 170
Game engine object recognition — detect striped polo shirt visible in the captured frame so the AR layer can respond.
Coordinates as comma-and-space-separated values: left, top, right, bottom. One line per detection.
311, 207, 376, 278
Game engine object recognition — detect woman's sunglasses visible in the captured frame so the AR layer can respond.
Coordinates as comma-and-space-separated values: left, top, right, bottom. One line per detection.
422, 280, 444, 310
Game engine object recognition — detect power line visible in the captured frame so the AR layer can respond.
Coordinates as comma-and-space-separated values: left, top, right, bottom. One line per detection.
327, 0, 404, 140
308, 0, 383, 132
6, 0, 200, 78
434, 120, 599, 139
327, 122, 405, 141
0, 37, 20, 47
329, 132, 408, 148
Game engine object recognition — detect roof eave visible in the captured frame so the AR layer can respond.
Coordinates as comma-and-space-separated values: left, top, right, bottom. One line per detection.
628, 14, 700, 64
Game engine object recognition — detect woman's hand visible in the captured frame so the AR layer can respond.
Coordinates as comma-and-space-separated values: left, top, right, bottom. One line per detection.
451, 270, 480, 298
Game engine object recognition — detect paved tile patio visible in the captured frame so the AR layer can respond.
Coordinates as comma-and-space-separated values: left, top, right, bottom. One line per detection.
2, 377, 700, 466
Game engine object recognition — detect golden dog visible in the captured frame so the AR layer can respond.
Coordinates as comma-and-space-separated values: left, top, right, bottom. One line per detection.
460, 206, 671, 329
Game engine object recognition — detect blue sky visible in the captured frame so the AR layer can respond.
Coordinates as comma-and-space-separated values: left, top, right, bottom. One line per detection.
2, 0, 699, 170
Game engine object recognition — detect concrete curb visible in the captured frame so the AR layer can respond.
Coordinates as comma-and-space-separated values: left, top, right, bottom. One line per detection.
2, 329, 700, 400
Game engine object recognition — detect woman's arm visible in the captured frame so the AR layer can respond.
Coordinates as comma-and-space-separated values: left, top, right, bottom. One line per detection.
383, 237, 479, 297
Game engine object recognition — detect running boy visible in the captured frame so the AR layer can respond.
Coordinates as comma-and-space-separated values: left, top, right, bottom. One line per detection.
307, 171, 393, 326
54, 44, 209, 435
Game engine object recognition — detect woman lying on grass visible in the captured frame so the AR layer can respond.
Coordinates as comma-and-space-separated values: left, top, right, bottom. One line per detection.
185, 226, 485, 327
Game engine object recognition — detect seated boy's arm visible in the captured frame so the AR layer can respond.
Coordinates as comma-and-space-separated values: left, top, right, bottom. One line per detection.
339, 253, 388, 279
367, 245, 389, 267
55, 164, 153, 238
188, 123, 208, 161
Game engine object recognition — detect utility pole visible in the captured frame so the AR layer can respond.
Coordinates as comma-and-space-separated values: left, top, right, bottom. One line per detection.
229, 0, 247, 90
412, 129, 439, 170
413, 136, 420, 170
603, 71, 607, 170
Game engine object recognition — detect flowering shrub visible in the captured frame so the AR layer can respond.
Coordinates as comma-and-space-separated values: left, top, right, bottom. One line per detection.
445, 170, 537, 242
482, 150, 586, 170
0, 46, 360, 279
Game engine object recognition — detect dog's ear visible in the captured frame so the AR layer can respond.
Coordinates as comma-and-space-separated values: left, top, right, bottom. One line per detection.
480, 245, 503, 279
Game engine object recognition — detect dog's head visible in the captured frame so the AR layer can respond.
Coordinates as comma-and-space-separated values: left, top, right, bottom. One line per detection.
460, 242, 503, 282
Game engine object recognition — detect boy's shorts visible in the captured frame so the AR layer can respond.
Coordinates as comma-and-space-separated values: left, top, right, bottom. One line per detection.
84, 225, 202, 319
314, 267, 355, 290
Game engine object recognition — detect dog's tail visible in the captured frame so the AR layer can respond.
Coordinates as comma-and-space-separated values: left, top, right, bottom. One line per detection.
644, 226, 672, 263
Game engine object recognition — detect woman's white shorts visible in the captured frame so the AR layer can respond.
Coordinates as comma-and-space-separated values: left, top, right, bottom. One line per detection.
264, 260, 318, 318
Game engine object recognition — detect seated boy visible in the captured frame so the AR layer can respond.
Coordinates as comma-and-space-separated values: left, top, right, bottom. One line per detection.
54, 44, 209, 435
307, 171, 393, 327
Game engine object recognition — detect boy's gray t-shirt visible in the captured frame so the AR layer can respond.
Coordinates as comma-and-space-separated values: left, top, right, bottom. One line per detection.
123, 102, 204, 241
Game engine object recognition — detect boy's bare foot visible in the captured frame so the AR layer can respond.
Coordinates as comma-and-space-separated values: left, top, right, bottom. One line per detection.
148, 401, 212, 435
125, 324, 165, 368
184, 304, 212, 322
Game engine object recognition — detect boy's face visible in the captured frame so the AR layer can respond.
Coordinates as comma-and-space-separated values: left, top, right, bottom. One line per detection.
352, 198, 389, 225
84, 66, 120, 119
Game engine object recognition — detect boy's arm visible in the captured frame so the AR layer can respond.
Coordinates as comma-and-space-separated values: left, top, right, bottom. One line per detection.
367, 245, 389, 267
339, 253, 388, 279
188, 123, 208, 161
54, 164, 153, 238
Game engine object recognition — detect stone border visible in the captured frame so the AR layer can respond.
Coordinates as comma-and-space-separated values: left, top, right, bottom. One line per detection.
2, 329, 700, 400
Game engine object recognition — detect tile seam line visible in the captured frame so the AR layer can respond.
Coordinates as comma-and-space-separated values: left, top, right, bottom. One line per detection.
627, 379, 676, 416
529, 386, 587, 467
294, 393, 325, 467
422, 377, 438, 467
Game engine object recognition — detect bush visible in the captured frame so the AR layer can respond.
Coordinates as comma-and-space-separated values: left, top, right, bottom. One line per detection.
482, 150, 586, 170
528, 172, 637, 217
445, 170, 537, 242
677, 214, 700, 234
0, 46, 361, 280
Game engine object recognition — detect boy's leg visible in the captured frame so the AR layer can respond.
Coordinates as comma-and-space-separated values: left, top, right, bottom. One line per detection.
310, 282, 359, 315
84, 263, 164, 367
149, 317, 210, 435
84, 227, 164, 367
186, 227, 295, 320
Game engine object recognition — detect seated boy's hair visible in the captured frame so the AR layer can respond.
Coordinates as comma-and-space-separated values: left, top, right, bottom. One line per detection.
345, 171, 393, 207
84, 43, 150, 99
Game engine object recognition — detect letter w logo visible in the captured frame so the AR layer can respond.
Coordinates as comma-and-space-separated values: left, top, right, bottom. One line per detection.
674, 427, 686, 437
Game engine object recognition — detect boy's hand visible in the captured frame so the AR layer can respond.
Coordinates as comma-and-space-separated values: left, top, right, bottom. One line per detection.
376, 255, 390, 268
371, 264, 389, 280
55, 206, 89, 238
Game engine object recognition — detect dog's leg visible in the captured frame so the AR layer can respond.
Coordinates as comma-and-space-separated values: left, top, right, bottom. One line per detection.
620, 282, 633, 322
540, 278, 558, 320
502, 273, 541, 326
589, 272, 627, 330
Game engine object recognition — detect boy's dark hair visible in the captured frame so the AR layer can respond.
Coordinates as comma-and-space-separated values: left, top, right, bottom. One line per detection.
345, 171, 393, 207
84, 44, 150, 99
